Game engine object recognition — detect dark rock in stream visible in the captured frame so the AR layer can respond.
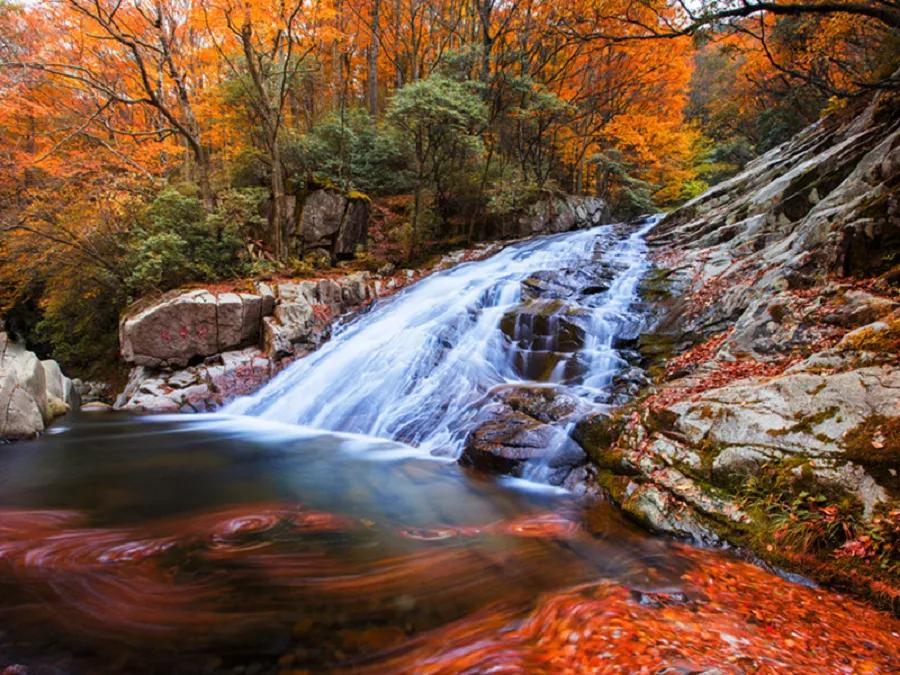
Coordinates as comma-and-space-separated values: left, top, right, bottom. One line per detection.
460, 385, 590, 484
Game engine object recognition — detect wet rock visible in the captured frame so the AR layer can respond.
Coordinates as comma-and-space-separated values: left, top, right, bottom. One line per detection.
500, 300, 590, 382
520, 271, 581, 300
501, 300, 587, 353
460, 385, 589, 483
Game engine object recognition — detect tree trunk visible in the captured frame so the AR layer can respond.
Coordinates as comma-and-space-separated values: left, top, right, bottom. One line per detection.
270, 143, 288, 260
368, 0, 381, 117
395, 0, 403, 88
196, 149, 215, 212
411, 183, 421, 262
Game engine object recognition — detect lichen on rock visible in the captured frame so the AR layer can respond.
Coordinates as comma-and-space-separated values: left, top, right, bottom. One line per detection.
578, 88, 900, 609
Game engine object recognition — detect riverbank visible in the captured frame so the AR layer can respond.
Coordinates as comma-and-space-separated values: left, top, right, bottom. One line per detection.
574, 88, 899, 611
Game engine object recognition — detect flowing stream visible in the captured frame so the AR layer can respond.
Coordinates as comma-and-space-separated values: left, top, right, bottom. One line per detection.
227, 220, 653, 457
0, 221, 897, 673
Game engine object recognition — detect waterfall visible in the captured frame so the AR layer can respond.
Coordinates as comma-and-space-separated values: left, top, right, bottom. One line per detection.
227, 217, 657, 456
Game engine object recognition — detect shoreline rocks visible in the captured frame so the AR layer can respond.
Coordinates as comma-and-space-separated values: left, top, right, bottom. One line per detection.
1, 330, 76, 440
115, 273, 382, 412
576, 89, 899, 608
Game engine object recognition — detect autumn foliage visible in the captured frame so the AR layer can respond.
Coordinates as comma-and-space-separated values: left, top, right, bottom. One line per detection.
0, 0, 897, 372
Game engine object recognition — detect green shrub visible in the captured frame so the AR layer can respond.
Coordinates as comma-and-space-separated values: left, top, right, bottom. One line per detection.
282, 109, 412, 195
125, 187, 253, 296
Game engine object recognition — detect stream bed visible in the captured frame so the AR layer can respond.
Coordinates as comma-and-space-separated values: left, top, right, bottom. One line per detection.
1, 223, 898, 673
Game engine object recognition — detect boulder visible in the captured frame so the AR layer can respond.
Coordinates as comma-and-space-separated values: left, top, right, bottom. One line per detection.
41, 359, 73, 418
460, 385, 590, 484
120, 289, 267, 368
298, 189, 369, 259
516, 195, 609, 237
0, 331, 74, 439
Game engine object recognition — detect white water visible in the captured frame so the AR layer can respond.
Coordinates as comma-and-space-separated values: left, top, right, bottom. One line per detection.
227, 219, 656, 457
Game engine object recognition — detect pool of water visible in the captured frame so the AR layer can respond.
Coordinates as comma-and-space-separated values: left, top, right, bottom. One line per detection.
0, 412, 681, 673
1, 413, 897, 674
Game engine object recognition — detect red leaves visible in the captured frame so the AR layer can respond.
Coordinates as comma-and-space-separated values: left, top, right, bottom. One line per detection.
366, 546, 900, 673
664, 328, 733, 378
648, 354, 797, 412
836, 536, 876, 560
310, 303, 332, 324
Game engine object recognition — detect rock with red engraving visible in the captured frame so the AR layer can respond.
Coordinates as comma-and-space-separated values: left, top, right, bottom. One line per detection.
120, 289, 265, 368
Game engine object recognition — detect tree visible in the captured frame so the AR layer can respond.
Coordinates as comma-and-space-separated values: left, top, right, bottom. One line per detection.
386, 75, 486, 254
202, 0, 315, 260
561, 0, 899, 94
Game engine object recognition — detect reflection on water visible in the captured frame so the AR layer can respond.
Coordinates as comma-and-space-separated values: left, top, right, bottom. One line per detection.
0, 414, 898, 674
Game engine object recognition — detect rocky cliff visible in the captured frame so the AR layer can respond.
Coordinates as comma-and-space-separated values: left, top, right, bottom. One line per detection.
576, 89, 899, 606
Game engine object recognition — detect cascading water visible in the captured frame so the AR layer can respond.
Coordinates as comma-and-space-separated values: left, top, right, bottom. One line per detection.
227, 217, 658, 456
3, 215, 897, 675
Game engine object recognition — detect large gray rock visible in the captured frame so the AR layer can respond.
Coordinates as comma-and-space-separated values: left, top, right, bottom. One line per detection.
516, 195, 609, 237
647, 88, 899, 347
460, 384, 590, 484
298, 189, 369, 259
0, 331, 74, 439
665, 364, 897, 516
120, 288, 267, 368
589, 88, 900, 553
